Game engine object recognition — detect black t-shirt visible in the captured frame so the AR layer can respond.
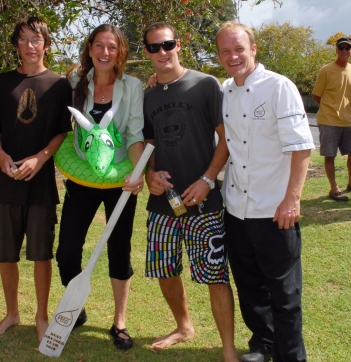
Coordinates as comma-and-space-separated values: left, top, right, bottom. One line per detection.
143, 70, 224, 217
0, 69, 72, 205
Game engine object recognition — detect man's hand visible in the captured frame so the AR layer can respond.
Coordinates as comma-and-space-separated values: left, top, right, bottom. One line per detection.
147, 73, 158, 88
0, 149, 18, 178
13, 152, 47, 181
145, 170, 172, 196
273, 197, 300, 229
181, 179, 210, 207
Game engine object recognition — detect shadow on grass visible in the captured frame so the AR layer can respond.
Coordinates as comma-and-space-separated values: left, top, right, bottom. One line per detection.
0, 324, 249, 362
301, 194, 351, 227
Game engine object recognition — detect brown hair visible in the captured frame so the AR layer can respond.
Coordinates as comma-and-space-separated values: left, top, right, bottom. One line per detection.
216, 21, 255, 51
67, 24, 129, 112
143, 22, 179, 45
11, 16, 51, 48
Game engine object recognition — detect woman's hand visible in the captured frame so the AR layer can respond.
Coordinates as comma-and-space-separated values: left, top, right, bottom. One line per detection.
123, 174, 145, 195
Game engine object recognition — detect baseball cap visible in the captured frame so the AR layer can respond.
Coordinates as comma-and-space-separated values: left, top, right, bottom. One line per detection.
336, 37, 351, 46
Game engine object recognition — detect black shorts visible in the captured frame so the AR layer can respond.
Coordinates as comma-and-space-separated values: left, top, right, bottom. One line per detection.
0, 204, 57, 262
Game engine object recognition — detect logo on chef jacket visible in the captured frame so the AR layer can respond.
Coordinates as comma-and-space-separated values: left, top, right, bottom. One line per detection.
253, 102, 266, 120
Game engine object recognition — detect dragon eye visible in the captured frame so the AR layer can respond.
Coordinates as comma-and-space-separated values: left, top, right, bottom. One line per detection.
85, 134, 94, 150
100, 133, 114, 149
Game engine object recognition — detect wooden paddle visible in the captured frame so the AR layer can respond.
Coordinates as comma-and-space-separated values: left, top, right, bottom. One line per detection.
39, 143, 154, 357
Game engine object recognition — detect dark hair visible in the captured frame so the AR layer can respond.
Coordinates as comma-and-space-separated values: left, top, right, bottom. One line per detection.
143, 22, 179, 45
11, 16, 51, 48
67, 24, 129, 112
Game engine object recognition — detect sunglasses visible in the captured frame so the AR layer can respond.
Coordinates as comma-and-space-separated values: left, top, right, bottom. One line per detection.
337, 44, 351, 51
145, 40, 177, 53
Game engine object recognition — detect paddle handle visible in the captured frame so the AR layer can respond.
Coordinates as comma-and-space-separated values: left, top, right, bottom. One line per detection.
84, 143, 154, 273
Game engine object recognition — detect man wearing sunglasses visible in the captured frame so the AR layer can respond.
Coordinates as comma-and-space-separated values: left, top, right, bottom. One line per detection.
142, 22, 238, 362
313, 36, 351, 201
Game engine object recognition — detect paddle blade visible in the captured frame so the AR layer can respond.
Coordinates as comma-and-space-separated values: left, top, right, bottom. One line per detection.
39, 270, 91, 357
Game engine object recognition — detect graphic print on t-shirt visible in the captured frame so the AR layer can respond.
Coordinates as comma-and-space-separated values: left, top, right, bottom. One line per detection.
152, 103, 193, 147
17, 88, 37, 124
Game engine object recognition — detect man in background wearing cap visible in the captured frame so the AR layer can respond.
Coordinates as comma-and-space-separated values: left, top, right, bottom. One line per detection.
313, 36, 351, 201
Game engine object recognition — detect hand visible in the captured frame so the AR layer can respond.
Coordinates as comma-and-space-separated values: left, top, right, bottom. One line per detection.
147, 73, 158, 88
145, 170, 172, 196
0, 149, 17, 178
181, 179, 210, 207
13, 152, 47, 181
122, 174, 144, 195
273, 197, 300, 229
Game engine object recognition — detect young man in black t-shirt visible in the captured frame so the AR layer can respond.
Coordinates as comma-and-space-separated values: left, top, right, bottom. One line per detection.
143, 22, 238, 362
0, 17, 71, 342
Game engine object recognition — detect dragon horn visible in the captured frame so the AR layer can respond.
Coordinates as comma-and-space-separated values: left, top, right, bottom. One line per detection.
68, 106, 94, 131
99, 100, 120, 129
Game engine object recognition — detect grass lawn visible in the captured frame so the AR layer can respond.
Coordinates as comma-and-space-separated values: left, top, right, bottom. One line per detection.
0, 150, 350, 361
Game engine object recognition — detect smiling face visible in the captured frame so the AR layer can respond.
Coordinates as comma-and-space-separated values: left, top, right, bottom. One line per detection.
217, 28, 257, 86
336, 42, 351, 66
144, 27, 182, 76
16, 27, 49, 70
89, 31, 118, 74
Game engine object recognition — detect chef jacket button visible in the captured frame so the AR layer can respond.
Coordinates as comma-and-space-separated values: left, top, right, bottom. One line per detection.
244, 190, 247, 193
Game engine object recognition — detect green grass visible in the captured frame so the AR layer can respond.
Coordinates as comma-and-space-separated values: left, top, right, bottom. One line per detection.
0, 150, 350, 361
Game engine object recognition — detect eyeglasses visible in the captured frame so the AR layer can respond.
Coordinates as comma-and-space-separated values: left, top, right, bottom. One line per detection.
145, 40, 177, 53
18, 37, 44, 46
337, 44, 351, 51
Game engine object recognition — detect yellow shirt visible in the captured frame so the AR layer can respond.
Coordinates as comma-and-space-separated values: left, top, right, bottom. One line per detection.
313, 61, 351, 126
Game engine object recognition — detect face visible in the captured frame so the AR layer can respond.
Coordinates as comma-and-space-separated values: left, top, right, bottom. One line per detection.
16, 27, 49, 67
89, 31, 118, 73
144, 28, 181, 74
217, 28, 257, 86
336, 42, 351, 63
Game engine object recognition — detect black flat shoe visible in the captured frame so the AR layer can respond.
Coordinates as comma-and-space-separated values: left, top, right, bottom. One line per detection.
109, 325, 134, 350
73, 308, 88, 328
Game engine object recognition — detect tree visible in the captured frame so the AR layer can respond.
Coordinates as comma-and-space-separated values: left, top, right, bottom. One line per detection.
0, 0, 237, 79
326, 32, 351, 46
253, 22, 335, 94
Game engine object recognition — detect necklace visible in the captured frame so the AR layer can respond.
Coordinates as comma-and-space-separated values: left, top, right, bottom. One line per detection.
160, 68, 186, 90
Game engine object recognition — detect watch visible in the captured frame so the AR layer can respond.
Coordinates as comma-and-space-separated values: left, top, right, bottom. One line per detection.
200, 175, 215, 190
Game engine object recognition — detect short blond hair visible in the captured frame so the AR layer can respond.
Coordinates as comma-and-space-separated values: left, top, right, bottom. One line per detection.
215, 21, 255, 51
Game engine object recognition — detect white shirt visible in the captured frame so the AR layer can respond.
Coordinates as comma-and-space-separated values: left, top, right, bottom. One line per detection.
222, 63, 315, 220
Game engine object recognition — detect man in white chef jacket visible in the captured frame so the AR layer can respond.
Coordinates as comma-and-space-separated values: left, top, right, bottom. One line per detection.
216, 21, 315, 362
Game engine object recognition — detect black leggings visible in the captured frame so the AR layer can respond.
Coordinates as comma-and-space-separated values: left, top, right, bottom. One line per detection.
56, 180, 137, 286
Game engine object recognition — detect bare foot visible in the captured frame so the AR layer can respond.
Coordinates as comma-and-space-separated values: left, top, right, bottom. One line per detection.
223, 347, 240, 362
36, 318, 49, 342
152, 326, 195, 349
0, 313, 20, 334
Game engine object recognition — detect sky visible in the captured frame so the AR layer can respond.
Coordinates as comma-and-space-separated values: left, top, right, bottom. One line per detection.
237, 0, 351, 44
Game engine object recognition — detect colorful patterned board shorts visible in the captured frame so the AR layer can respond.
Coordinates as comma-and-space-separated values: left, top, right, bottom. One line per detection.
145, 210, 229, 284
